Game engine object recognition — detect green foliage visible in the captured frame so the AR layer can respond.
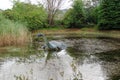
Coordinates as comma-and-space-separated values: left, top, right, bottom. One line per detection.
63, 9, 72, 27
98, 0, 120, 30
3, 1, 47, 31
85, 6, 99, 25
0, 14, 30, 46
63, 0, 85, 28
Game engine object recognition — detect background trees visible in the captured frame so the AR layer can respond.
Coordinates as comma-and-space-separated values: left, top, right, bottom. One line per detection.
1, 0, 120, 30
84, 4, 99, 26
42, 0, 67, 26
64, 0, 120, 30
98, 0, 120, 30
64, 0, 85, 28
3, 1, 47, 31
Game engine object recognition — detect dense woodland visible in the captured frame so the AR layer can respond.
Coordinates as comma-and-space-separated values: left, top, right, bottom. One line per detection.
0, 0, 120, 31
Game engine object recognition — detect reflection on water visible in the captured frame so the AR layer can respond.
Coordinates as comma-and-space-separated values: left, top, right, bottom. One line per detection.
0, 38, 120, 80
95, 50, 120, 80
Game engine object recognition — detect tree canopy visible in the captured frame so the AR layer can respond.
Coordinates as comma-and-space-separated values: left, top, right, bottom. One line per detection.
3, 1, 47, 31
98, 0, 120, 30
1, 0, 120, 30
64, 0, 85, 28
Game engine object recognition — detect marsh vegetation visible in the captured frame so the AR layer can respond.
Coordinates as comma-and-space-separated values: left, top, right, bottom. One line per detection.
0, 14, 30, 46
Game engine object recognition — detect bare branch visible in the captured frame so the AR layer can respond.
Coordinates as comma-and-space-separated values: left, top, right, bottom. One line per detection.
41, 0, 69, 25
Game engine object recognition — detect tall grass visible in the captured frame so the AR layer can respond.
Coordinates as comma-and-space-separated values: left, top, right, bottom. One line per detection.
0, 14, 30, 46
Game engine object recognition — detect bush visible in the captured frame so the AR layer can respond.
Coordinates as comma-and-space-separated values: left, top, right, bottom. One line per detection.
0, 14, 30, 46
3, 1, 47, 31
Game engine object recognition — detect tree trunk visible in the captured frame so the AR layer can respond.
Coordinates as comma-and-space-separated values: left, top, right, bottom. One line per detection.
48, 14, 54, 26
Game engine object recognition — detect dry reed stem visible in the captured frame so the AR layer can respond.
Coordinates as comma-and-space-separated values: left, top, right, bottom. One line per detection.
0, 33, 30, 47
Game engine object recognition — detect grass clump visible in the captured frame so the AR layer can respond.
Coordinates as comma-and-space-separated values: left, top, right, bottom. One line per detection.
0, 14, 30, 46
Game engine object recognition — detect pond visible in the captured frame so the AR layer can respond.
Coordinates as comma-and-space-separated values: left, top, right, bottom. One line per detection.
0, 36, 120, 80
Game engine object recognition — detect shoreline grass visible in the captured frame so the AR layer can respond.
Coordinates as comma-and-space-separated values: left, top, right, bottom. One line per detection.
0, 15, 30, 47
33, 28, 120, 39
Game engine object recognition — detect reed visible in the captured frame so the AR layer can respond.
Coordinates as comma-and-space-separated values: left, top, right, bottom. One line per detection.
0, 14, 30, 46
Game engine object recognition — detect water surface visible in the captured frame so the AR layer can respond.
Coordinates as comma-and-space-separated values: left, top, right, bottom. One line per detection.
0, 37, 120, 80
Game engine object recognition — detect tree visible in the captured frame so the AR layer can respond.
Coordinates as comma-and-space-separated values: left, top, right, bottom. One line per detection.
98, 0, 120, 30
80, 0, 100, 26
42, 0, 67, 26
64, 0, 85, 28
3, 1, 47, 31
85, 6, 99, 25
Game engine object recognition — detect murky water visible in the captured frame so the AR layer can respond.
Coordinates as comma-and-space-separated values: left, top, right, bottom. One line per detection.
0, 37, 120, 80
